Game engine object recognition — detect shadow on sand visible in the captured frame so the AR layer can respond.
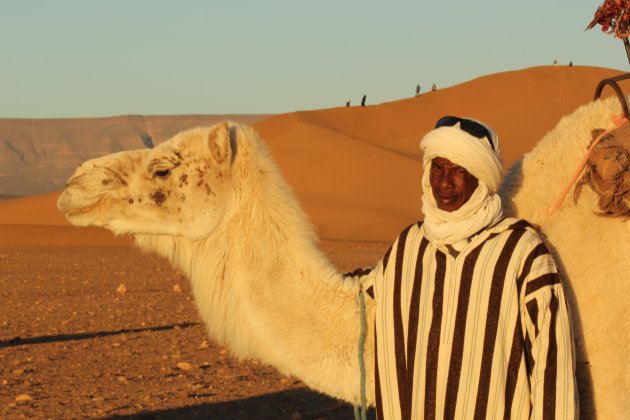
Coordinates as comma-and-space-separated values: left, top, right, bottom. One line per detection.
0, 322, 199, 348
108, 388, 376, 419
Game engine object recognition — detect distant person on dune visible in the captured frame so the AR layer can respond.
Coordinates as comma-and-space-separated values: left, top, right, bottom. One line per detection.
361, 95, 367, 107
415, 84, 421, 97
432, 83, 437, 91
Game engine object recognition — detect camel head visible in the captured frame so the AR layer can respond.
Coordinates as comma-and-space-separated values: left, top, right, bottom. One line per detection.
58, 122, 240, 239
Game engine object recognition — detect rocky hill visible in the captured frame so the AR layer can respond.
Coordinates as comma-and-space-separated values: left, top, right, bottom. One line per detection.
0, 114, 269, 197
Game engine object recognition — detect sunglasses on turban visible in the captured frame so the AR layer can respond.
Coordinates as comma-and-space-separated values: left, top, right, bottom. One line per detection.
434, 116, 496, 151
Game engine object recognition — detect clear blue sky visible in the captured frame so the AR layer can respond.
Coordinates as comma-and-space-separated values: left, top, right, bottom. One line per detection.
1, 0, 627, 118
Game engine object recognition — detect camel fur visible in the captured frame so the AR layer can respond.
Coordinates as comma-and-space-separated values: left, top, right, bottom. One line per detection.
500, 95, 630, 419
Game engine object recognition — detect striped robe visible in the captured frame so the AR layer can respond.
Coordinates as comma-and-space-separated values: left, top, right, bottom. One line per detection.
360, 217, 578, 420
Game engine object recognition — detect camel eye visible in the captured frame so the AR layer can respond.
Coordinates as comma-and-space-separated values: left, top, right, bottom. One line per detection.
154, 169, 171, 179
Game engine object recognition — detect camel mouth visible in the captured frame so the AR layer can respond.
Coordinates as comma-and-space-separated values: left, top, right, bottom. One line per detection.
57, 191, 103, 221
65, 201, 102, 218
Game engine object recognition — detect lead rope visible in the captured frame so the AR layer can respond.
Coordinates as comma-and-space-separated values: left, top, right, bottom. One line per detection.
353, 289, 368, 420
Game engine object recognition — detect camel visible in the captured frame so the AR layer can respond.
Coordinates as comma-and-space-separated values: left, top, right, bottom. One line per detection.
57, 122, 376, 405
57, 97, 630, 418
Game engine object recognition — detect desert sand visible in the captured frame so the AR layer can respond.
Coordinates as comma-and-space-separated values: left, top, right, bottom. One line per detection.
0, 65, 625, 418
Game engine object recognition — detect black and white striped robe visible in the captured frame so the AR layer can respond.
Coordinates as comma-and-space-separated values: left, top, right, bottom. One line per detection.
360, 217, 578, 420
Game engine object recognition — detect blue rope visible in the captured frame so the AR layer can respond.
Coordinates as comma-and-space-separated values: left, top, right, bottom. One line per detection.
353, 289, 368, 420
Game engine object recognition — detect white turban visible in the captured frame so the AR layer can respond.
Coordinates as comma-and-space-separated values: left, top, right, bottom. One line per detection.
420, 122, 502, 191
418, 119, 504, 247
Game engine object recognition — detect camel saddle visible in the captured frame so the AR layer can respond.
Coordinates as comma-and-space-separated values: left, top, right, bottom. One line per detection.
575, 122, 630, 216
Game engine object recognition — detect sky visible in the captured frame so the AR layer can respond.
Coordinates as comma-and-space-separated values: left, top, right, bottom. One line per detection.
1, 0, 628, 118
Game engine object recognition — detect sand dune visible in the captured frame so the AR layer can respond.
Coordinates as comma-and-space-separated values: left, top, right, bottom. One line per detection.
0, 192, 133, 247
0, 65, 624, 245
0, 192, 69, 226
254, 65, 623, 240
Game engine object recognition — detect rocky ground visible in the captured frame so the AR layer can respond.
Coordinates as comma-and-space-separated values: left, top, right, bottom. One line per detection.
0, 241, 387, 419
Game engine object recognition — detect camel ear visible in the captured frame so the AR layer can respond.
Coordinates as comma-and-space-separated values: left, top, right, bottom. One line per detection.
207, 122, 235, 165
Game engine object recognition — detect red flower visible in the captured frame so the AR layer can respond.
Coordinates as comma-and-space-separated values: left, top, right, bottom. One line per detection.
588, 0, 630, 38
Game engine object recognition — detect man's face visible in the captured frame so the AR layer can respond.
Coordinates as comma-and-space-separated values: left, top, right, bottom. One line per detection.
429, 157, 479, 212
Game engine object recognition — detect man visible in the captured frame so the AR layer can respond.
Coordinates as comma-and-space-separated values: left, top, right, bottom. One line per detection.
359, 116, 578, 419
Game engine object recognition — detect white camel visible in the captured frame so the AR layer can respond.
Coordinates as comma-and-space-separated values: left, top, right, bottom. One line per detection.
57, 122, 376, 405
57, 98, 630, 418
